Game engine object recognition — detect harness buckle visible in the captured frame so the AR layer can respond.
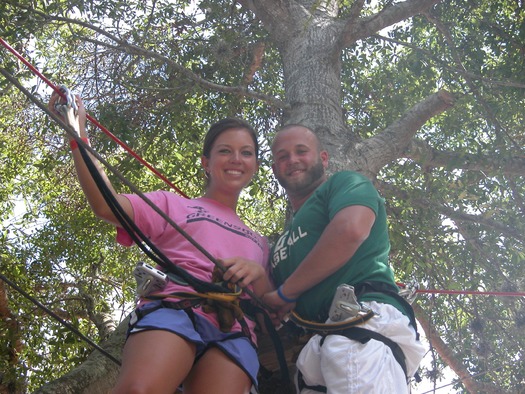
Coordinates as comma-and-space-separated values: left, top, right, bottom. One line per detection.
398, 280, 419, 304
329, 284, 365, 322
133, 261, 168, 298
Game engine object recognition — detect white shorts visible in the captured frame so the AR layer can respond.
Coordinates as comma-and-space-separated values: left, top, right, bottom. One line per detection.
295, 301, 426, 394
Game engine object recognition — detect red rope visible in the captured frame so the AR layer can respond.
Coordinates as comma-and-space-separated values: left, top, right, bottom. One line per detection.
416, 289, 525, 297
0, 37, 189, 199
396, 283, 525, 297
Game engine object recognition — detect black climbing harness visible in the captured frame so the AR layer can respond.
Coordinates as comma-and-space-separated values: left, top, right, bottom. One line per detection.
291, 281, 421, 392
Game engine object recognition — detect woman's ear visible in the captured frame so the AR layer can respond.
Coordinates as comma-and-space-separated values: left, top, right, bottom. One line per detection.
200, 156, 209, 174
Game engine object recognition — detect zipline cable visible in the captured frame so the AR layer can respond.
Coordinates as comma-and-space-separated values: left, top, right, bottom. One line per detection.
0, 271, 122, 366
0, 36, 189, 198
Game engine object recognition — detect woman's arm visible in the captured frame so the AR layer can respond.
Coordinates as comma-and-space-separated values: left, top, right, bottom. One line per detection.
49, 91, 133, 227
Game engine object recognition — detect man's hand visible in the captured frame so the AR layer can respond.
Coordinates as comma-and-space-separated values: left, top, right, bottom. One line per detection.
262, 290, 295, 325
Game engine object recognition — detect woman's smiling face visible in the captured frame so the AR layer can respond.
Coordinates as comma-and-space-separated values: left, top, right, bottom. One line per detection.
202, 127, 259, 194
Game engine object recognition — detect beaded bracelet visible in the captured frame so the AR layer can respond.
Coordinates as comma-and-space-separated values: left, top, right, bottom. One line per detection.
70, 137, 90, 151
277, 284, 298, 303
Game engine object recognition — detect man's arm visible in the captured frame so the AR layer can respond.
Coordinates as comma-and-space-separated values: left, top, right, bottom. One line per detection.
263, 205, 375, 315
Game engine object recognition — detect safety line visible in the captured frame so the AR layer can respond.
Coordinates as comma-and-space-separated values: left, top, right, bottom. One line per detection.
0, 272, 121, 366
0, 36, 189, 198
396, 282, 525, 297
417, 289, 525, 297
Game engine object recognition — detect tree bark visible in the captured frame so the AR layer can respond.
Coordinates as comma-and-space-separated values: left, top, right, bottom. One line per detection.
34, 318, 126, 394
0, 280, 26, 394
240, 0, 448, 172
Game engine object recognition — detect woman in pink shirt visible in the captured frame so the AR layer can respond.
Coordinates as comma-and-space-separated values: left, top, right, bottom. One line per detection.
49, 92, 272, 394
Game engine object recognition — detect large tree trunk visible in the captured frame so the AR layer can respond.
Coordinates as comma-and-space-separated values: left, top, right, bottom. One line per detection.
240, 0, 443, 172
34, 318, 126, 394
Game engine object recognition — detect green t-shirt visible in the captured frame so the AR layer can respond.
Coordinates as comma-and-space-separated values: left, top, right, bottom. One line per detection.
271, 171, 404, 322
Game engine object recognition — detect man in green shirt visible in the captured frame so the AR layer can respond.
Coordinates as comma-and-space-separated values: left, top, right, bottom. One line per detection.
263, 125, 425, 393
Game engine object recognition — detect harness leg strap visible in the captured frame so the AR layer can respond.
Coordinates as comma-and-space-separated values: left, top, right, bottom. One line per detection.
296, 327, 409, 393
321, 326, 408, 379
297, 369, 327, 393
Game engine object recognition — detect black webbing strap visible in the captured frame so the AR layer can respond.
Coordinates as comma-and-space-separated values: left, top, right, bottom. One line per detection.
297, 369, 327, 393
130, 300, 258, 357
240, 300, 291, 387
77, 144, 231, 295
129, 299, 201, 328
323, 326, 408, 378
350, 281, 421, 382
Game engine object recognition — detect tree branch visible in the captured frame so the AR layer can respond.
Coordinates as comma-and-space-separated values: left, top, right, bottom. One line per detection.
20, 5, 288, 109
423, 10, 522, 152
373, 34, 525, 90
338, 0, 444, 48
377, 181, 525, 243
346, 0, 366, 22
357, 90, 455, 173
405, 139, 525, 176
414, 303, 476, 392
237, 0, 302, 41
35, 318, 126, 394
414, 303, 504, 393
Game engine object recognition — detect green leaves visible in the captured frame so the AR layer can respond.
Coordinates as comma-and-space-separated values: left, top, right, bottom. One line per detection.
1, 0, 524, 392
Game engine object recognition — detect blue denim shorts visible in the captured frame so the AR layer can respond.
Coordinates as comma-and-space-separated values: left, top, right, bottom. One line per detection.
128, 301, 259, 387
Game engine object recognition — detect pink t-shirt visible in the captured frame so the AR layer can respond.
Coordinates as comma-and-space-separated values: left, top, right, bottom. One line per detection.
117, 191, 269, 343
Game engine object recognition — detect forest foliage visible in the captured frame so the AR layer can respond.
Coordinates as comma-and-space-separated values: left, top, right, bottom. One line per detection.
1, 1, 524, 392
